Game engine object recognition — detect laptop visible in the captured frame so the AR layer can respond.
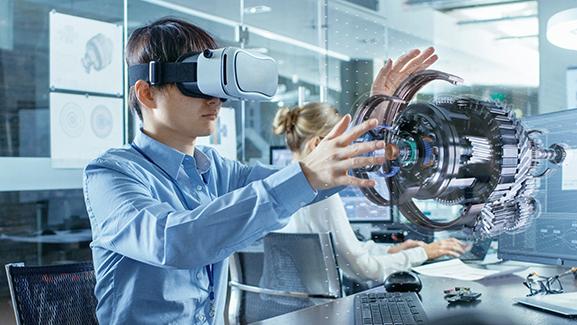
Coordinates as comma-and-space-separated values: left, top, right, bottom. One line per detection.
514, 292, 577, 316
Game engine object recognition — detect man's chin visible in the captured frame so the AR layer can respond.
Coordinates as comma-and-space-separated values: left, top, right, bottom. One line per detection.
197, 128, 215, 138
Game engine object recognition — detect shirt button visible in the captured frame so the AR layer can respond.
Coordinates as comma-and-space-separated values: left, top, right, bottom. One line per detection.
197, 314, 206, 322
197, 272, 203, 280
196, 185, 203, 191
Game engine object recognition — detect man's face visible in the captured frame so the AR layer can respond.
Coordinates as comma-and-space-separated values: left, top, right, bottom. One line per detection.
152, 85, 222, 138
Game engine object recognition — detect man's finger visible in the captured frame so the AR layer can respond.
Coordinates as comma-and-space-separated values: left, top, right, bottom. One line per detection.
388, 48, 436, 88
336, 118, 379, 146
325, 114, 351, 140
401, 47, 436, 75
391, 48, 421, 73
371, 58, 392, 95
334, 140, 385, 160
337, 155, 386, 170
337, 175, 376, 188
419, 54, 438, 70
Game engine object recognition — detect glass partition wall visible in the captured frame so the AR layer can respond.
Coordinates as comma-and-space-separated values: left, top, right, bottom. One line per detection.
0, 0, 548, 299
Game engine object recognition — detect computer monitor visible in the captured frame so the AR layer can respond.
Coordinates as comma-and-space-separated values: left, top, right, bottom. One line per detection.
498, 109, 577, 266
339, 186, 392, 223
269, 146, 292, 167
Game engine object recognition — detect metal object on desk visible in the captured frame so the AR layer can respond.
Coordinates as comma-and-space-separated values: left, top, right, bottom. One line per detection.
443, 287, 482, 303
522, 267, 577, 296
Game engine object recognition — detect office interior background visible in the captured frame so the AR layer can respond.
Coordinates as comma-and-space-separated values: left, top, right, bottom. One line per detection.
1, 0, 577, 322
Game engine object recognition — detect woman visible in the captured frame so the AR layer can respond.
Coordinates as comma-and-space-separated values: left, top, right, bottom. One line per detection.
273, 102, 467, 282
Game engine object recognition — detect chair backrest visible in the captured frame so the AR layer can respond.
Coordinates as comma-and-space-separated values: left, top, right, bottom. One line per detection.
5, 262, 98, 325
228, 251, 265, 324
261, 232, 342, 298
228, 232, 342, 324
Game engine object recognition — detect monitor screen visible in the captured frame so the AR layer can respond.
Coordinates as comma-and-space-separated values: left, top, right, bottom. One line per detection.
339, 186, 392, 223
269, 146, 293, 167
498, 109, 577, 266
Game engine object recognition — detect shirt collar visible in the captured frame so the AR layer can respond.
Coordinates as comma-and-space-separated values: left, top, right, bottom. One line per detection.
194, 149, 211, 175
133, 130, 211, 179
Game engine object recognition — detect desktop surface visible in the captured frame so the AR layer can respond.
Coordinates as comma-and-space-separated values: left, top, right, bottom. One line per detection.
251, 262, 577, 325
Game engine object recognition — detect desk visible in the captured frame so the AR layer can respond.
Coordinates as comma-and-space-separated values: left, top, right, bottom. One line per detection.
0, 229, 92, 243
252, 262, 577, 324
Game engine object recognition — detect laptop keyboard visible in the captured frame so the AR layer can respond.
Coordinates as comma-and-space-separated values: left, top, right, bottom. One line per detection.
354, 292, 428, 325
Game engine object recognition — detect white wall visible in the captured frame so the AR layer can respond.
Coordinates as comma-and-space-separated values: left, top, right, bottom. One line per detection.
538, 0, 577, 113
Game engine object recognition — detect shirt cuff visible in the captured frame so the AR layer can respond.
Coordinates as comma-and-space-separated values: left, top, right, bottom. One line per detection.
265, 162, 318, 216
404, 247, 429, 267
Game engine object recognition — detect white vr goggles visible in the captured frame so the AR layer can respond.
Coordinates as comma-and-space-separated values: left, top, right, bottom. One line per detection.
128, 47, 278, 101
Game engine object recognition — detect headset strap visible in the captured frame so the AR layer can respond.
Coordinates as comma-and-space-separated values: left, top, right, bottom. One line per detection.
128, 61, 198, 87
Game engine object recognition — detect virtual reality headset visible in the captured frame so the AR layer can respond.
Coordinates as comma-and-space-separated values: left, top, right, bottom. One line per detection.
128, 47, 278, 101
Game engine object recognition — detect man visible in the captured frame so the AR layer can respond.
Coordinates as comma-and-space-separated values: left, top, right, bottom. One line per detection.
83, 17, 438, 324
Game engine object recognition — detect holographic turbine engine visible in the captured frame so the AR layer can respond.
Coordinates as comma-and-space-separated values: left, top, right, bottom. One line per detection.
352, 70, 566, 238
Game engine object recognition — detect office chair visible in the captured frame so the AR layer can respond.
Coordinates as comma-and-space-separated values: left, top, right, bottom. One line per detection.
5, 262, 98, 325
228, 232, 342, 324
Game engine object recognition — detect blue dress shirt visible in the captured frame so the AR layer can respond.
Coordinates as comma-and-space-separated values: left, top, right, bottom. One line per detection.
83, 131, 335, 324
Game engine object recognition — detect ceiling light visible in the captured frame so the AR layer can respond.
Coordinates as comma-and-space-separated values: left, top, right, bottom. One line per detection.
547, 7, 577, 51
243, 5, 272, 15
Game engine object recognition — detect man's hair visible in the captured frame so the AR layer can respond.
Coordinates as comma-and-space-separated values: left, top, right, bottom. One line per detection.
126, 17, 217, 120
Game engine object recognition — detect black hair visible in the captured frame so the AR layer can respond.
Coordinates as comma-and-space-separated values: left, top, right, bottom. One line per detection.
126, 17, 217, 120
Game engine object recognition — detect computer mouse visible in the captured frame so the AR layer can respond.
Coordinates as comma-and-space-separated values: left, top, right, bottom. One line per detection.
384, 271, 422, 293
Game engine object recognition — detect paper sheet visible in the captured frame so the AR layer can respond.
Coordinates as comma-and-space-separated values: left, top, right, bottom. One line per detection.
50, 12, 123, 95
412, 259, 525, 281
50, 92, 123, 168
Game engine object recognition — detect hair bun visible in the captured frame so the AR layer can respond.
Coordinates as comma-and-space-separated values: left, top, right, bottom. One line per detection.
273, 107, 299, 135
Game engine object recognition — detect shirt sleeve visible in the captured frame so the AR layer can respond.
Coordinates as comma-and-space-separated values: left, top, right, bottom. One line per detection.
223, 157, 341, 203
84, 159, 317, 269
296, 194, 428, 282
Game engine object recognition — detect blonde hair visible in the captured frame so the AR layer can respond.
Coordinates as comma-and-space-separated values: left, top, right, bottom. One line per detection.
273, 102, 340, 153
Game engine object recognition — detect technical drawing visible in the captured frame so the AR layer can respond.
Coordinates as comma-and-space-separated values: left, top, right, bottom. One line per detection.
59, 102, 85, 138
90, 104, 113, 138
81, 33, 114, 74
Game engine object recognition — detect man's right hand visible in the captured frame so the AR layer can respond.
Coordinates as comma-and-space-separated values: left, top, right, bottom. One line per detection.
423, 238, 467, 260
299, 115, 385, 190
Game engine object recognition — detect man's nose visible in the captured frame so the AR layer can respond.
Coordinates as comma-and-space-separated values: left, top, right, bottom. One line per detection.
206, 97, 222, 106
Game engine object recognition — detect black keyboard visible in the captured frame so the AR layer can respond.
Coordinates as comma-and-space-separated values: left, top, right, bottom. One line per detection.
354, 292, 428, 325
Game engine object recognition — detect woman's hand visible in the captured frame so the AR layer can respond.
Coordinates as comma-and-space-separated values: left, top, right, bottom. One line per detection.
387, 239, 426, 254
423, 238, 467, 260
371, 47, 438, 96
300, 115, 385, 190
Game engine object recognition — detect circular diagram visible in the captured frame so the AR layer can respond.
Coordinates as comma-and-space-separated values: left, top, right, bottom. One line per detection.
91, 105, 113, 138
59, 102, 85, 138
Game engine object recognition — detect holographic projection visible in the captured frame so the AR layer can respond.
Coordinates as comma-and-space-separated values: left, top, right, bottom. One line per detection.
351, 70, 567, 238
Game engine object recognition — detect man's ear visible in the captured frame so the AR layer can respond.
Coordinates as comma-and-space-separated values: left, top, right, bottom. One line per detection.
134, 80, 157, 110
